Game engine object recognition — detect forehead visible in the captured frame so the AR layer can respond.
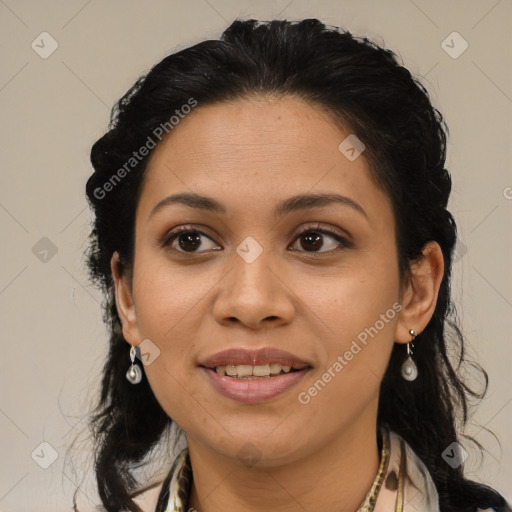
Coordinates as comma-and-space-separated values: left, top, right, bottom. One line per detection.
148, 95, 349, 169
137, 96, 392, 228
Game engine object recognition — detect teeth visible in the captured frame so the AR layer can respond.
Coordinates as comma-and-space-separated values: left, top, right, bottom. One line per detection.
225, 365, 236, 376
253, 364, 270, 376
214, 363, 294, 377
236, 365, 253, 377
269, 363, 281, 374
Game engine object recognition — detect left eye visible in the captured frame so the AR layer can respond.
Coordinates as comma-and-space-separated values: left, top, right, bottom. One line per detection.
289, 226, 350, 253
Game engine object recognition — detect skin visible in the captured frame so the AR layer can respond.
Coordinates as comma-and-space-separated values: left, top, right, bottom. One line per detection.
111, 95, 444, 512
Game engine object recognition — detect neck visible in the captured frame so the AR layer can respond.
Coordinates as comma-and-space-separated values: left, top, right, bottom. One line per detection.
186, 410, 381, 512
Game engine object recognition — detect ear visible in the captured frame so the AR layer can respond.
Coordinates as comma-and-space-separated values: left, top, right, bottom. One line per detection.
111, 251, 142, 346
394, 241, 445, 344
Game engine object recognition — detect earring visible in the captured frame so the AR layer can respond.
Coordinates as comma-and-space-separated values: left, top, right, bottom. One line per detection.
126, 345, 142, 384
401, 329, 418, 381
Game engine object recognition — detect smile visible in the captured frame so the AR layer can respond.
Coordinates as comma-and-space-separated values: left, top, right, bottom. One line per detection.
198, 346, 313, 403
214, 363, 298, 378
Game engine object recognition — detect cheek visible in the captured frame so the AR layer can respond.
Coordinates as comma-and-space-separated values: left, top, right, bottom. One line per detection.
298, 252, 399, 386
293, 285, 398, 434
129, 252, 222, 422
303, 249, 399, 333
131, 250, 208, 343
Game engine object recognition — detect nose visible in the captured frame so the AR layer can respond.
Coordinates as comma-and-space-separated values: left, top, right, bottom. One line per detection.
211, 245, 295, 330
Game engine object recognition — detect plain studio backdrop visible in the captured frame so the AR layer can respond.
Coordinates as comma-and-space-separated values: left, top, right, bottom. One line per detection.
0, 1, 511, 510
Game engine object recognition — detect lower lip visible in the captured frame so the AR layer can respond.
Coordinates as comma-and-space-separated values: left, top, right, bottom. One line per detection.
202, 367, 311, 404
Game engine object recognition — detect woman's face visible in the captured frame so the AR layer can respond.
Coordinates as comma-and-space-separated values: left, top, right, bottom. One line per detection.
116, 96, 407, 466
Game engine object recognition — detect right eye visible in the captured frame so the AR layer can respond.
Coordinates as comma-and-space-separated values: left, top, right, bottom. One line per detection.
162, 225, 221, 254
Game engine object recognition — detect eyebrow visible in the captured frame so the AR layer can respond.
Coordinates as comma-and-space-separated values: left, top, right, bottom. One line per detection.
149, 192, 368, 220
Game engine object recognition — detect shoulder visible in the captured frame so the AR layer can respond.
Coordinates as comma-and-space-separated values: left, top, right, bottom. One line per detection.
387, 429, 511, 512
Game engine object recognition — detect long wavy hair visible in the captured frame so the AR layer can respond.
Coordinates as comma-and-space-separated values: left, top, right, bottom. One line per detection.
74, 18, 510, 512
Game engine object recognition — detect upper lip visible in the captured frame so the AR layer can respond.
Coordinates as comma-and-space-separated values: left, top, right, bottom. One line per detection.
199, 347, 312, 370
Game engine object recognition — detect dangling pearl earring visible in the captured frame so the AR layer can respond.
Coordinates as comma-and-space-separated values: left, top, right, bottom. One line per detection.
401, 329, 418, 381
126, 345, 142, 384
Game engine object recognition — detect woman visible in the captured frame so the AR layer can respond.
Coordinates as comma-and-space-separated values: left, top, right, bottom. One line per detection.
79, 18, 511, 512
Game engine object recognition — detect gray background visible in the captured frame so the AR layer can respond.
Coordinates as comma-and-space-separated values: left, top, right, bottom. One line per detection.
0, 0, 511, 510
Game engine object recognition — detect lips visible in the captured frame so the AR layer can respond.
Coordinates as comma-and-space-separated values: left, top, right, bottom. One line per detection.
199, 347, 313, 404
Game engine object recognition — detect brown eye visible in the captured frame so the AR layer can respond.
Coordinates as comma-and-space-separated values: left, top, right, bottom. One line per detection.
290, 225, 351, 253
298, 231, 324, 251
162, 226, 220, 253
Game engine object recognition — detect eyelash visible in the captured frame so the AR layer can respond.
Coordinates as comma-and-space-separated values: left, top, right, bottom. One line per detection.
161, 223, 352, 255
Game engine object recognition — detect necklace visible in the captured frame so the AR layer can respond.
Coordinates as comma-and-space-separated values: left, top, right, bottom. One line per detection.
354, 427, 390, 512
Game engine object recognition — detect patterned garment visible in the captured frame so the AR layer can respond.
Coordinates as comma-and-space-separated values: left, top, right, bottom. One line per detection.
154, 426, 505, 512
